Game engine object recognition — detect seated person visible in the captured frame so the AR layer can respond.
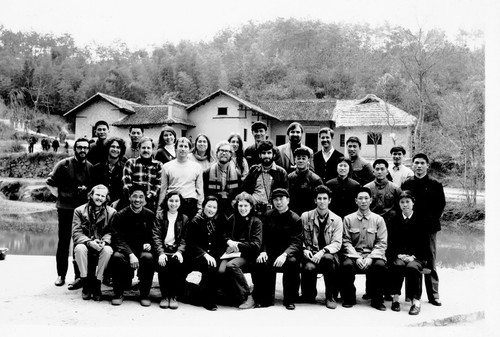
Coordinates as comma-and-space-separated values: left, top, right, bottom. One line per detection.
72, 184, 115, 301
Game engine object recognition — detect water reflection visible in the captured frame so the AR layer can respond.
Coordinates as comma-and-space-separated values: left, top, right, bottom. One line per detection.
0, 227, 485, 267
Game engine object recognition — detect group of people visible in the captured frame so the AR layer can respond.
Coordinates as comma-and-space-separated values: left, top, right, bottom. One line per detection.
46, 120, 445, 315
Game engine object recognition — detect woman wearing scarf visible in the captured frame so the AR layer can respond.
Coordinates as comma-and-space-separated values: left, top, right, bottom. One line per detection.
188, 134, 215, 170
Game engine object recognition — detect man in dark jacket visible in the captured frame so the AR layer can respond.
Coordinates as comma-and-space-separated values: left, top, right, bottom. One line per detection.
313, 127, 344, 182
243, 140, 288, 216
245, 188, 303, 310
47, 137, 92, 289
401, 153, 446, 306
87, 120, 110, 165
109, 185, 156, 307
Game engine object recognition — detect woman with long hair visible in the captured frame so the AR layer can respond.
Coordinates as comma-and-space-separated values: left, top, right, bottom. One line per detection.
228, 133, 249, 179
187, 134, 214, 170
155, 126, 176, 164
152, 191, 189, 309
219, 192, 262, 308
185, 195, 224, 310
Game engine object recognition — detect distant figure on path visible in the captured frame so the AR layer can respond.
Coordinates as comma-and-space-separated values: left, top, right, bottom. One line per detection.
52, 138, 60, 152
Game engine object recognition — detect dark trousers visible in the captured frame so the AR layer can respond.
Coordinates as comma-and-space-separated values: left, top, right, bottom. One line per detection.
219, 256, 251, 304
251, 255, 300, 305
389, 258, 424, 300
341, 257, 387, 303
301, 253, 339, 300
157, 257, 186, 298
111, 251, 154, 297
56, 208, 80, 279
182, 198, 199, 220
186, 257, 219, 305
426, 232, 439, 300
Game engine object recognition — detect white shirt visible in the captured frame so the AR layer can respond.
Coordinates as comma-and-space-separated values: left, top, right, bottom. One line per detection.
389, 163, 414, 187
322, 147, 334, 163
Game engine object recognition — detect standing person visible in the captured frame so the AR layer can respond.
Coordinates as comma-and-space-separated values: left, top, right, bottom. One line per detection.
87, 120, 110, 165
46, 138, 92, 289
52, 138, 60, 152
250, 188, 302, 310
155, 126, 177, 164
42, 138, 49, 151
287, 147, 323, 216
346, 136, 374, 186
160, 137, 204, 219
341, 187, 388, 311
203, 141, 242, 219
388, 146, 414, 187
365, 159, 402, 226
188, 133, 215, 170
228, 133, 249, 180
122, 137, 162, 211
124, 126, 144, 160
300, 185, 343, 309
277, 122, 314, 174
28, 136, 37, 153
91, 137, 127, 206
220, 192, 262, 308
325, 157, 360, 218
244, 121, 268, 168
152, 191, 189, 309
185, 196, 225, 311
401, 153, 446, 306
313, 127, 344, 183
72, 184, 115, 301
387, 191, 430, 315
242, 140, 288, 216
110, 185, 156, 306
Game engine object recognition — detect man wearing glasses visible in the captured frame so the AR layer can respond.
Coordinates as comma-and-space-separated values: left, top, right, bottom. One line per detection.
203, 141, 242, 219
47, 138, 93, 289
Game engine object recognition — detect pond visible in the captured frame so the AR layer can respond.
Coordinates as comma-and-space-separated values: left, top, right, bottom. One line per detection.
0, 227, 485, 268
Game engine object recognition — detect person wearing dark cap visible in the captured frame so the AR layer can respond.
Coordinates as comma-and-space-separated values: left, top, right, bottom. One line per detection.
244, 121, 269, 168
277, 122, 315, 174
245, 188, 302, 310
401, 153, 446, 307
87, 120, 110, 165
109, 184, 156, 307
287, 147, 323, 216
346, 136, 374, 186
388, 145, 414, 187
242, 140, 288, 216
155, 126, 177, 164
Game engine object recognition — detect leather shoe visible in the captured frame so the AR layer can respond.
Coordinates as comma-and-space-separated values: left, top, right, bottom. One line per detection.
391, 301, 401, 312
68, 278, 83, 290
111, 295, 124, 306
409, 304, 421, 315
284, 303, 296, 310
203, 303, 218, 311
160, 298, 169, 309
238, 295, 256, 310
342, 301, 355, 308
255, 302, 274, 308
362, 293, 371, 300
140, 297, 152, 307
429, 299, 442, 306
54, 276, 65, 287
326, 298, 337, 309
169, 297, 178, 309
371, 301, 386, 311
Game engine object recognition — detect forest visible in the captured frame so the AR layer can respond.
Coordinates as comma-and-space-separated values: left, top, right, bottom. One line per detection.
0, 19, 484, 199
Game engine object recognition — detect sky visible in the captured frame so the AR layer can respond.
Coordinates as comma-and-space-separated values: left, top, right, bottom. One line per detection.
0, 0, 492, 50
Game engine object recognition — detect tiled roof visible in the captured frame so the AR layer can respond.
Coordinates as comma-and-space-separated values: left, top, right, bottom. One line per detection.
257, 100, 336, 121
63, 92, 140, 116
186, 89, 278, 120
112, 106, 195, 127
334, 94, 416, 127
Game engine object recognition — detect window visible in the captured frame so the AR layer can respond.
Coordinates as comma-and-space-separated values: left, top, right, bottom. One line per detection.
217, 107, 228, 115
243, 128, 247, 142
181, 130, 187, 137
340, 134, 345, 147
276, 135, 286, 146
367, 132, 382, 145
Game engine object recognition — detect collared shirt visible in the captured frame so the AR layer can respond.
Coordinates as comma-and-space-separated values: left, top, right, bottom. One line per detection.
322, 147, 334, 163
388, 163, 414, 187
351, 156, 375, 186
122, 156, 162, 199
364, 179, 401, 223
342, 210, 387, 261
253, 164, 276, 205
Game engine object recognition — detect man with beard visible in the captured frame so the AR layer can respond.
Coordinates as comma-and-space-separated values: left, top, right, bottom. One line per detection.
72, 184, 115, 301
401, 153, 446, 307
313, 128, 344, 183
110, 185, 156, 306
203, 141, 242, 219
124, 126, 144, 160
47, 138, 92, 289
160, 137, 204, 219
242, 140, 288, 216
87, 120, 110, 165
91, 137, 127, 206
277, 122, 314, 174
346, 136, 374, 186
122, 137, 162, 211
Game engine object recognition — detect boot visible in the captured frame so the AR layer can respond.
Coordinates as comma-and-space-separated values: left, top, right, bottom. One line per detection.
81, 278, 91, 300
93, 279, 102, 302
